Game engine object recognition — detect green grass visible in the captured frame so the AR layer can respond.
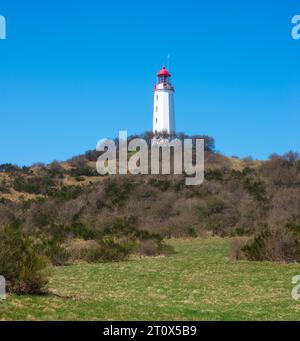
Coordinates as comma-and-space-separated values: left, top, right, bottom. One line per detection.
1, 238, 300, 320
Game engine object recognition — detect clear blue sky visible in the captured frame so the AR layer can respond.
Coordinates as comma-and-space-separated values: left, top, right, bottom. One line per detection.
0, 0, 299, 165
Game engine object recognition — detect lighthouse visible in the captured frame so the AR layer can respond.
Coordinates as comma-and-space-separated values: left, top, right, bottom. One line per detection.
153, 66, 175, 134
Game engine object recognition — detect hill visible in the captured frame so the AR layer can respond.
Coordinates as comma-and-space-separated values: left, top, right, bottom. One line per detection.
0, 149, 265, 238
0, 144, 300, 265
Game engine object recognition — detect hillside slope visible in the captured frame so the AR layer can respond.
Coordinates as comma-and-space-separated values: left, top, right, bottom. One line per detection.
0, 148, 300, 262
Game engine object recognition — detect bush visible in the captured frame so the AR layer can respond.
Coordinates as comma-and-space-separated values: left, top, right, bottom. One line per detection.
13, 176, 55, 195
104, 178, 133, 207
184, 227, 198, 238
96, 199, 111, 211
0, 164, 21, 173
47, 161, 64, 177
31, 204, 57, 227
41, 237, 70, 266
68, 223, 96, 240
65, 239, 99, 263
85, 217, 173, 262
197, 200, 227, 223
35, 223, 95, 265
86, 237, 134, 263
240, 227, 300, 262
0, 227, 49, 294
75, 176, 85, 182
85, 150, 101, 162
135, 239, 159, 256
135, 239, 173, 256
148, 178, 171, 191
243, 178, 268, 202
230, 236, 250, 260
68, 165, 98, 177
196, 199, 241, 236
44, 219, 93, 240
47, 185, 84, 202
205, 169, 224, 181
0, 180, 10, 193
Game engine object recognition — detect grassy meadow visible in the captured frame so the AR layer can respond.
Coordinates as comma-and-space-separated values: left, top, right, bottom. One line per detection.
1, 237, 300, 320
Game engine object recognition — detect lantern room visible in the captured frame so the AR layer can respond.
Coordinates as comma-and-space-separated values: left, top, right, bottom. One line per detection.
157, 66, 171, 84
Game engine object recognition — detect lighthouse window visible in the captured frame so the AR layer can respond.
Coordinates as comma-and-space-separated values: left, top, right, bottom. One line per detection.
158, 76, 168, 84
156, 106, 158, 112
155, 118, 158, 124
156, 95, 158, 101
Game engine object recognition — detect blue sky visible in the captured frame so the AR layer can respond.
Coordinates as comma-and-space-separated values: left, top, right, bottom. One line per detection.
0, 0, 299, 165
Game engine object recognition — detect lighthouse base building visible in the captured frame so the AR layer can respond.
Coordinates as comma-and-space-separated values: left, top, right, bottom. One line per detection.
153, 66, 175, 134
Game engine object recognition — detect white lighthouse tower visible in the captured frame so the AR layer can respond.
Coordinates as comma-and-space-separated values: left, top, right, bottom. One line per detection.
153, 66, 175, 134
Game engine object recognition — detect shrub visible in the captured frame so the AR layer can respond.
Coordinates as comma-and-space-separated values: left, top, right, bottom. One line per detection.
243, 178, 268, 202
85, 217, 173, 262
85, 150, 101, 162
68, 222, 96, 240
85, 235, 135, 263
0, 227, 49, 294
96, 199, 111, 211
47, 185, 84, 202
36, 223, 95, 265
286, 222, 300, 237
197, 199, 227, 219
205, 169, 224, 181
173, 178, 185, 192
185, 226, 198, 238
65, 239, 99, 263
43, 222, 95, 243
104, 178, 133, 207
0, 180, 10, 193
41, 237, 70, 266
135, 239, 160, 256
241, 230, 270, 261
0, 163, 21, 173
230, 236, 251, 260
196, 199, 241, 236
68, 165, 98, 177
75, 176, 85, 182
31, 204, 57, 227
47, 161, 64, 178
67, 155, 87, 167
135, 239, 174, 256
241, 227, 300, 262
283, 151, 300, 163
13, 176, 55, 195
101, 216, 139, 239
148, 178, 171, 191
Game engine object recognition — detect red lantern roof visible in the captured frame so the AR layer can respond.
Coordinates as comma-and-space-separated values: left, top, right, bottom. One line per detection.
157, 66, 171, 77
